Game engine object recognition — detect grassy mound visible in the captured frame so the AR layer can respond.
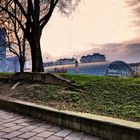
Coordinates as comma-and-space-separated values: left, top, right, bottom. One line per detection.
0, 72, 14, 78
12, 74, 140, 122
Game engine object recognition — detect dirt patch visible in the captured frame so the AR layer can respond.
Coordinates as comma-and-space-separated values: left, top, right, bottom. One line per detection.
10, 72, 71, 87
0, 81, 41, 97
0, 82, 13, 96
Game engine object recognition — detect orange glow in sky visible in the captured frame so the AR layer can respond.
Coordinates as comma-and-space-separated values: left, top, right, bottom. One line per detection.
41, 0, 138, 59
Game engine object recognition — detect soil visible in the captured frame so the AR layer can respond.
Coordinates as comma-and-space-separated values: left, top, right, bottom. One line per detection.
0, 81, 41, 98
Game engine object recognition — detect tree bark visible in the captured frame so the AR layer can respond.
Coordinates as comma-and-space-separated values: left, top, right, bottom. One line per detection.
29, 32, 44, 72
19, 56, 25, 72
20, 61, 24, 72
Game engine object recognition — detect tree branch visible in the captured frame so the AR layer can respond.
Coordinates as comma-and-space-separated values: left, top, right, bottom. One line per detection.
39, 0, 59, 31
0, 5, 25, 32
13, 0, 28, 20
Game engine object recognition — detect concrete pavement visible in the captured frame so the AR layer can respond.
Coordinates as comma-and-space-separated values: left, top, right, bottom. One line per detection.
0, 109, 102, 140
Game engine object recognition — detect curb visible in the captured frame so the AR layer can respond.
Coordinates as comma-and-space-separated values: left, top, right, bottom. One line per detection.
0, 97, 139, 140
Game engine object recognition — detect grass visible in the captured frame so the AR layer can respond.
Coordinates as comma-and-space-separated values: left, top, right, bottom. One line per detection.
11, 74, 140, 122
0, 72, 14, 78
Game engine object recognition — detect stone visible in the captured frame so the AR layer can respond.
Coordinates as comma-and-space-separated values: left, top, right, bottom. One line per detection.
18, 132, 36, 139
28, 136, 44, 140
46, 135, 62, 140
2, 131, 23, 139
64, 132, 85, 140
18, 125, 37, 132
55, 129, 72, 137
1, 125, 24, 133
83, 135, 100, 140
46, 126, 61, 132
37, 131, 54, 138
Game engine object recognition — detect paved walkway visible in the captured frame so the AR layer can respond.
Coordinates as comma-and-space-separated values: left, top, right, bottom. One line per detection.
0, 109, 102, 140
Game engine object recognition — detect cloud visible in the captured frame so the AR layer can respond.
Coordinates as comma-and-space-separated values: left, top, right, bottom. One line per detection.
125, 0, 140, 7
84, 42, 140, 63
62, 41, 140, 63
125, 0, 140, 32
45, 40, 140, 63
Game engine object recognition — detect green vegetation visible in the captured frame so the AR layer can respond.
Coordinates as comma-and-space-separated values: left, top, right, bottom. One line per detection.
13, 74, 140, 122
0, 72, 14, 78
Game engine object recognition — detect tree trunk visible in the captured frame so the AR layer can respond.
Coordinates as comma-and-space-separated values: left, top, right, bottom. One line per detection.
20, 61, 24, 72
19, 57, 25, 72
29, 33, 44, 72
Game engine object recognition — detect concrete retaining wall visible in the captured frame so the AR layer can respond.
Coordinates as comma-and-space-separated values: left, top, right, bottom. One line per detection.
0, 98, 139, 140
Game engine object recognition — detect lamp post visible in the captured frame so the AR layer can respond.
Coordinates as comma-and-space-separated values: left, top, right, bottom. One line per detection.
73, 55, 78, 74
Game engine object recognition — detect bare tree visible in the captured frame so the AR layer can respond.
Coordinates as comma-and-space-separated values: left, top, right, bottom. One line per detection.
0, 0, 81, 72
0, 9, 29, 72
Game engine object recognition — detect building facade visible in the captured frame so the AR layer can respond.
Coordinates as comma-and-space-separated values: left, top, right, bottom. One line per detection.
128, 63, 140, 77
0, 28, 20, 72
0, 28, 6, 57
55, 58, 77, 65
80, 53, 106, 63
43, 58, 77, 67
45, 61, 132, 77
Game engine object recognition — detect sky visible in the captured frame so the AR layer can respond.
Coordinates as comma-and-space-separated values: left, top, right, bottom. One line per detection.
41, 0, 140, 63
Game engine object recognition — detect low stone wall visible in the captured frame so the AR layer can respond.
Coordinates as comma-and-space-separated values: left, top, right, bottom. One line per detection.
0, 98, 139, 140
9, 72, 71, 87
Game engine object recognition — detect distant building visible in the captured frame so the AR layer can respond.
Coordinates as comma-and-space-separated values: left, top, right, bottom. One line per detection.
128, 63, 140, 72
6, 56, 20, 72
24, 60, 32, 72
45, 61, 132, 77
0, 27, 6, 57
0, 56, 20, 72
128, 63, 140, 77
44, 58, 77, 68
43, 61, 54, 67
80, 53, 106, 63
55, 58, 77, 65
0, 28, 20, 72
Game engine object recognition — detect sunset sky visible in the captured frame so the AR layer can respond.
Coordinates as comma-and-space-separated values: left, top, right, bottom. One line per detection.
41, 0, 140, 62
